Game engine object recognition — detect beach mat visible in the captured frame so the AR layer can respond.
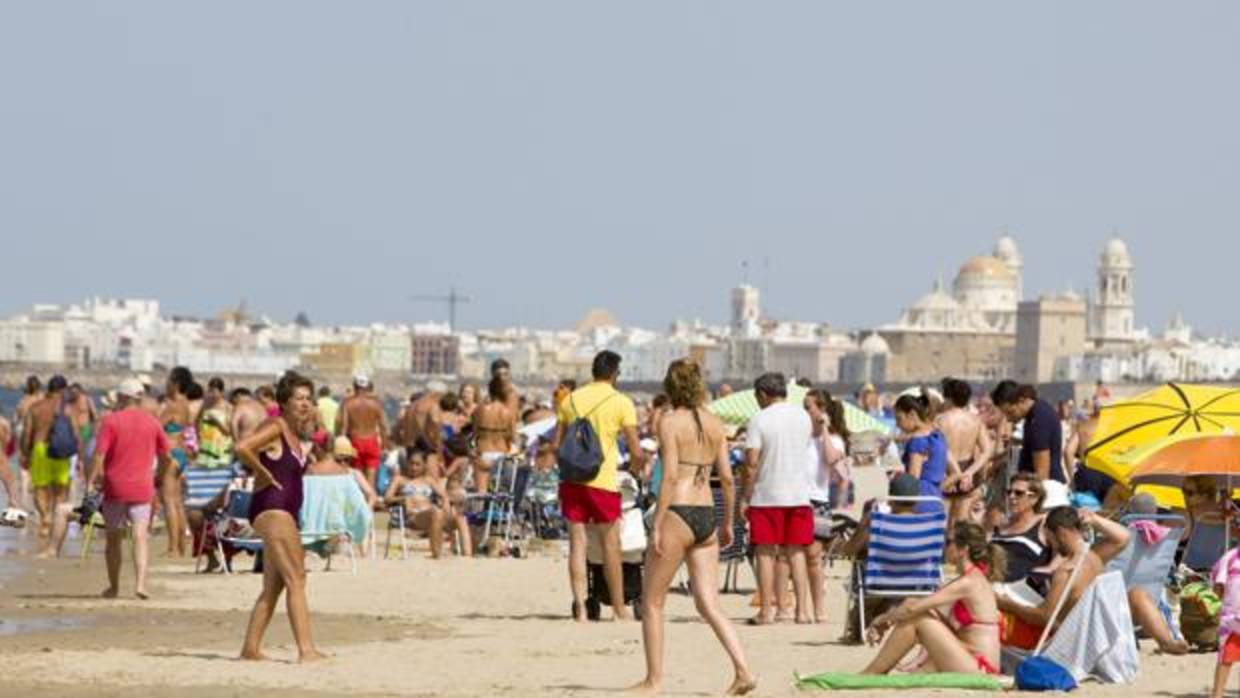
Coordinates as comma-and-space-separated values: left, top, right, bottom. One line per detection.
795, 671, 1002, 691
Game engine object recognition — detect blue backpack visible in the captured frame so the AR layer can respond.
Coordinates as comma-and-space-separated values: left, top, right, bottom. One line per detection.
557, 393, 616, 484
1015, 656, 1076, 692
47, 406, 78, 460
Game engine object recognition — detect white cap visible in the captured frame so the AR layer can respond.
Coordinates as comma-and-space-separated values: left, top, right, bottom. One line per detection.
117, 378, 145, 400
639, 438, 658, 453
1040, 480, 1072, 511
353, 372, 371, 389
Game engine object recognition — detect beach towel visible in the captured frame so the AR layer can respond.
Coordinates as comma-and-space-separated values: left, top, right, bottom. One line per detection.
794, 671, 1001, 691
1040, 571, 1139, 684
1130, 519, 1171, 545
300, 475, 373, 546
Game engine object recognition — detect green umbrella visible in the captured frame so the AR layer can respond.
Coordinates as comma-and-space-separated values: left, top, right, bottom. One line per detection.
707, 385, 892, 434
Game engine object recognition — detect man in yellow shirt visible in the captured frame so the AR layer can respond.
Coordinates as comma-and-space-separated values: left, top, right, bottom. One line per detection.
554, 350, 643, 622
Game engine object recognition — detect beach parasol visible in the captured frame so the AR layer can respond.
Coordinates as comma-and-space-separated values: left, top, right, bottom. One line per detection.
1100, 433, 1240, 508
707, 385, 892, 434
1084, 383, 1240, 483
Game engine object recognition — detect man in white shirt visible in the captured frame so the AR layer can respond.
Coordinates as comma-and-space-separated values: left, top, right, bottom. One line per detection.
742, 372, 813, 625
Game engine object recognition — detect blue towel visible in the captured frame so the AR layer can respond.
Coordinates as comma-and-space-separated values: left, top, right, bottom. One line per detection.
300, 475, 373, 545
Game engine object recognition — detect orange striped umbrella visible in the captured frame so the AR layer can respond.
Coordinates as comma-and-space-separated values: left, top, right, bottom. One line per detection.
1127, 434, 1240, 488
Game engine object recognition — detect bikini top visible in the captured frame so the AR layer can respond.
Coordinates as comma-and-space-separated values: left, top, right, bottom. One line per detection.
678, 408, 715, 487
401, 480, 435, 500
951, 564, 999, 629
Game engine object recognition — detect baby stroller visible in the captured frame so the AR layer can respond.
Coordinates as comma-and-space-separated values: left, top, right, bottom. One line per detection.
584, 470, 646, 620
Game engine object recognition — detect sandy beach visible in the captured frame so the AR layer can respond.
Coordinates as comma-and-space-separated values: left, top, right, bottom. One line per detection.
0, 521, 1217, 698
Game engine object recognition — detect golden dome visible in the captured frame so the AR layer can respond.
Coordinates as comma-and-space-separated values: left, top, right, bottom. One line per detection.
956, 255, 1014, 280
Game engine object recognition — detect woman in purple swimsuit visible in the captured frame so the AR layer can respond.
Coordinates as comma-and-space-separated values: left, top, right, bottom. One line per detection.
237, 371, 326, 663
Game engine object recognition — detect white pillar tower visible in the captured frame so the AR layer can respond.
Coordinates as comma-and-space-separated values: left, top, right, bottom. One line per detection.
994, 234, 1024, 301
731, 284, 761, 337
1089, 236, 1135, 346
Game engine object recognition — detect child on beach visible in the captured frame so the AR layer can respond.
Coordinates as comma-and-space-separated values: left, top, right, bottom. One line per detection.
1212, 543, 1240, 698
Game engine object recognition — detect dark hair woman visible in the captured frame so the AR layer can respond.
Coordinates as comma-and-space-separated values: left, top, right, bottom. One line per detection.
632, 358, 756, 696
237, 370, 326, 663
894, 392, 948, 514
862, 522, 1005, 675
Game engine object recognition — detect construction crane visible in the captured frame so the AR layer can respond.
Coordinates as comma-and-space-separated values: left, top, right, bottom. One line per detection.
410, 287, 471, 332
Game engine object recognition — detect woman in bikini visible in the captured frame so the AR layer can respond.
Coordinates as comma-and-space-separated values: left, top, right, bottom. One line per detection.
384, 448, 459, 559
238, 371, 327, 663
159, 366, 195, 557
861, 522, 1005, 676
472, 376, 515, 493
631, 359, 756, 696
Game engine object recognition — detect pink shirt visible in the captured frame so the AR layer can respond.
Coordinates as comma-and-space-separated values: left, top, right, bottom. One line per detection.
1213, 547, 1240, 636
96, 408, 169, 504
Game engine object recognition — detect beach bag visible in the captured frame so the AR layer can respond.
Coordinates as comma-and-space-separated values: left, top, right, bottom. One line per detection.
1015, 656, 1077, 692
1180, 580, 1221, 649
47, 407, 78, 459
557, 394, 615, 484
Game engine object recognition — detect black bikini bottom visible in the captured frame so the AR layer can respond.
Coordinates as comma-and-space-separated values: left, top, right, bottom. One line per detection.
669, 505, 716, 546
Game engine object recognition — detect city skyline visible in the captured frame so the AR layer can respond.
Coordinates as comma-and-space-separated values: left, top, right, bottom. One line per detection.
1, 3, 1237, 334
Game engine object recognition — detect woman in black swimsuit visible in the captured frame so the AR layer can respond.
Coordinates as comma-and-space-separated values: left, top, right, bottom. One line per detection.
631, 359, 755, 696
237, 371, 327, 663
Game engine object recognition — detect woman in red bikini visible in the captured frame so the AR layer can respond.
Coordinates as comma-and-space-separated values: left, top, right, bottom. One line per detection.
861, 522, 1005, 675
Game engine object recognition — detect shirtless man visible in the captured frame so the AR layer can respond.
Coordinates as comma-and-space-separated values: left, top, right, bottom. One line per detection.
936, 379, 994, 525
1066, 400, 1126, 509
994, 507, 1186, 652
0, 415, 28, 525
14, 375, 42, 503
408, 381, 447, 451
229, 388, 268, 445
472, 377, 515, 492
338, 373, 389, 491
22, 375, 76, 542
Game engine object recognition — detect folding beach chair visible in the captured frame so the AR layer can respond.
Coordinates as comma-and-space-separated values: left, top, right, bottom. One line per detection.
714, 482, 749, 593
853, 496, 947, 632
301, 475, 371, 575
384, 504, 412, 560
1182, 520, 1227, 572
1000, 571, 1139, 683
1107, 513, 1185, 639
466, 456, 533, 553
184, 465, 236, 511
214, 489, 264, 574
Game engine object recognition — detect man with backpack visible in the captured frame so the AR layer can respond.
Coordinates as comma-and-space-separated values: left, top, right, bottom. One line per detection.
21, 374, 77, 545
554, 350, 644, 622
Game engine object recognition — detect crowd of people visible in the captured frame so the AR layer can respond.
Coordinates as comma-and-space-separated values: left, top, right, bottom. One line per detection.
0, 357, 1235, 695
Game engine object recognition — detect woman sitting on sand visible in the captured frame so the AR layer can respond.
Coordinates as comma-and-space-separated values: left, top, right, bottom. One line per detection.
384, 448, 463, 559
237, 371, 326, 663
861, 522, 1004, 676
631, 359, 756, 696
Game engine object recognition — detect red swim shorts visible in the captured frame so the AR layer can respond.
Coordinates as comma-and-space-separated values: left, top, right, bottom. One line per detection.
1222, 633, 1240, 664
747, 505, 813, 546
350, 435, 382, 470
559, 482, 621, 525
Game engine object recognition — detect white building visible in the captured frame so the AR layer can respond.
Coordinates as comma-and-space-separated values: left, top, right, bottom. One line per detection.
1089, 237, 1136, 347
0, 320, 66, 364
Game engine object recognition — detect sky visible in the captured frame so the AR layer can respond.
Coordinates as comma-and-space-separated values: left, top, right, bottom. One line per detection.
1, 2, 1237, 335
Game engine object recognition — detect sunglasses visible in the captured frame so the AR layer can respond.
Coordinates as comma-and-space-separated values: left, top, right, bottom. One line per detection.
1007, 488, 1033, 498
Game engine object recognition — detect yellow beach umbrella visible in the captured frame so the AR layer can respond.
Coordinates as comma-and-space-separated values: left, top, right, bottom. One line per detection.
1084, 383, 1240, 484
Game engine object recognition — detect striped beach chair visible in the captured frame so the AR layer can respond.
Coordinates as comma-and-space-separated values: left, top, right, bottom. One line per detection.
855, 496, 947, 632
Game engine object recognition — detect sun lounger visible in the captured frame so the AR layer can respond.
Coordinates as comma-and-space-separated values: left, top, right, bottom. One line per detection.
1108, 514, 1185, 640
1183, 520, 1227, 572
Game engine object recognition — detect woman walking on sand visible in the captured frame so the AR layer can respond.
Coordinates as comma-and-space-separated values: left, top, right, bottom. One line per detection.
630, 359, 756, 695
237, 370, 327, 663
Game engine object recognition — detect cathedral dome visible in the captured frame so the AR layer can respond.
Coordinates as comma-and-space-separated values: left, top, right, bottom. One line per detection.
957, 256, 1014, 281
1102, 237, 1132, 267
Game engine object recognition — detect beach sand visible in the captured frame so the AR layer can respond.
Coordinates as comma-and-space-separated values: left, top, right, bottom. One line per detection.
0, 522, 1218, 698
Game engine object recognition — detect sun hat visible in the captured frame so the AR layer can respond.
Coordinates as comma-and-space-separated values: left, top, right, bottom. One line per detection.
333, 436, 357, 459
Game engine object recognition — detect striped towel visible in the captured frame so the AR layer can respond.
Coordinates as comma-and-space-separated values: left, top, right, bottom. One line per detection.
184, 466, 236, 509
1043, 571, 1138, 683
864, 509, 946, 590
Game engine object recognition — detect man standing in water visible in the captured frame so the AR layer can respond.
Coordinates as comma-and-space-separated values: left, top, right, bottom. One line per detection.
22, 375, 75, 544
339, 373, 389, 492
554, 350, 644, 622
88, 379, 172, 599
742, 372, 814, 625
